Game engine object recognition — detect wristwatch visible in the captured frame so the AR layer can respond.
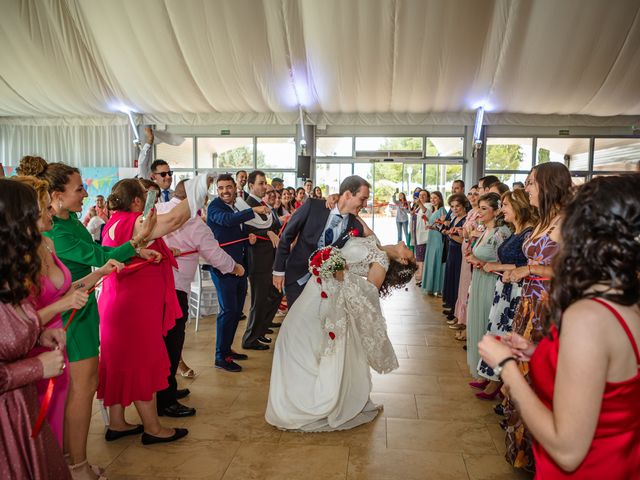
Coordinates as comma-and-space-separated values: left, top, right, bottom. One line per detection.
493, 356, 517, 379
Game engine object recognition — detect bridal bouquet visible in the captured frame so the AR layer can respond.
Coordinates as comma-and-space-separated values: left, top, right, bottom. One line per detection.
308, 246, 347, 298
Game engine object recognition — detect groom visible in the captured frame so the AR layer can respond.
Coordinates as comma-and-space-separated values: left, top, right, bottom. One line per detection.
272, 175, 370, 307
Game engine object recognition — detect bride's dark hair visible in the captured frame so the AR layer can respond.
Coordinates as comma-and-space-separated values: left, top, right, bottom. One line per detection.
380, 259, 418, 297
546, 175, 640, 332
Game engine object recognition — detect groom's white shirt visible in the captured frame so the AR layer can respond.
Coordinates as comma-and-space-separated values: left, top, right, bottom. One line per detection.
272, 205, 349, 278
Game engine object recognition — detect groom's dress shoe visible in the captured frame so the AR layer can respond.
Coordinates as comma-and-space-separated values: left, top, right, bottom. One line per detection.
243, 342, 269, 350
141, 428, 189, 445
269, 322, 282, 328
158, 402, 196, 418
258, 336, 272, 344
104, 425, 143, 442
176, 388, 190, 399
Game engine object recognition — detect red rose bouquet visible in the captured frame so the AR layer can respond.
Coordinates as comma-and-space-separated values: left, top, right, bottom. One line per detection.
308, 246, 347, 298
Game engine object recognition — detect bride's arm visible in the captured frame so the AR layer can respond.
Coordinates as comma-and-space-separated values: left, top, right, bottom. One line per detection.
356, 217, 374, 237
366, 263, 386, 289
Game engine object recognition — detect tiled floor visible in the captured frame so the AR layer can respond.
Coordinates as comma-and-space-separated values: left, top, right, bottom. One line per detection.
94, 285, 532, 479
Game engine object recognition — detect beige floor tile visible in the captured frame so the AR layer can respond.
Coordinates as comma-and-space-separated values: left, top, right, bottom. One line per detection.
347, 447, 469, 480
387, 418, 497, 455
485, 422, 508, 456
86, 432, 136, 469
279, 415, 386, 449
178, 407, 282, 443
389, 356, 465, 377
388, 332, 428, 346
370, 392, 418, 419
463, 454, 533, 480
222, 444, 349, 480
414, 394, 497, 424
406, 344, 466, 361
106, 439, 240, 479
372, 373, 440, 395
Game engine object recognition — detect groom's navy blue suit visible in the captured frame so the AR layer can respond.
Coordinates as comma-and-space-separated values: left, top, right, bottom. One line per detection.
273, 199, 363, 307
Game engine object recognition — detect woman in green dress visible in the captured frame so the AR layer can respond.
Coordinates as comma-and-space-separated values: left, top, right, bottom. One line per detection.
420, 191, 447, 295
18, 157, 160, 480
465, 192, 511, 380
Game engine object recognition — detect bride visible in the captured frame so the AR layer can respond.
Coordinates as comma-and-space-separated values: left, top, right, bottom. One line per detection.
265, 223, 416, 432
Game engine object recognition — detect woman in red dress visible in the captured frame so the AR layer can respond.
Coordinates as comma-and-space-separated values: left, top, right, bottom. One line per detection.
479, 175, 640, 478
98, 178, 197, 445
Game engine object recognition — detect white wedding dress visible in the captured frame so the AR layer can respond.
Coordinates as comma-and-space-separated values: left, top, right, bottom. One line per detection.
265, 236, 399, 432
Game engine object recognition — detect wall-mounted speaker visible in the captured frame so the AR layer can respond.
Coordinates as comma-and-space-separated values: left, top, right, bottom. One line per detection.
296, 155, 311, 178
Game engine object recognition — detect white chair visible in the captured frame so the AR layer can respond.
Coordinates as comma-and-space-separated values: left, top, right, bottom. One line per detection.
189, 264, 218, 331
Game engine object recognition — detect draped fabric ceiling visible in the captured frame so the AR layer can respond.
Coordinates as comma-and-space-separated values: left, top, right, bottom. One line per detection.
1, 0, 640, 125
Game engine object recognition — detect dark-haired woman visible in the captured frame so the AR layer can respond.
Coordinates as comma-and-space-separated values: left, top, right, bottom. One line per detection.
99, 178, 196, 445
0, 179, 71, 480
465, 193, 511, 381
451, 185, 481, 336
294, 187, 306, 209
474, 189, 536, 397
442, 194, 468, 317
500, 162, 573, 471
20, 158, 158, 480
13, 176, 123, 451
479, 174, 640, 479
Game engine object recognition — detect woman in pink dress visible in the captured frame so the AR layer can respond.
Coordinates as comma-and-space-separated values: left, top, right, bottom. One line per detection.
98, 178, 194, 444
0, 179, 71, 480
451, 185, 480, 340
14, 176, 122, 452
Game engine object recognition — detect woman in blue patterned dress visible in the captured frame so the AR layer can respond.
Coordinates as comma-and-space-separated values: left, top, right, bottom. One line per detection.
465, 193, 512, 379
420, 191, 447, 295
475, 189, 537, 392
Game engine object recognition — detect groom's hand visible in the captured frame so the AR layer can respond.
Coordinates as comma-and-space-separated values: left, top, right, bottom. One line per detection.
273, 275, 284, 292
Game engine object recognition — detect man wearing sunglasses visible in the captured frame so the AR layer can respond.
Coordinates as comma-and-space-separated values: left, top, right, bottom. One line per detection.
151, 159, 175, 202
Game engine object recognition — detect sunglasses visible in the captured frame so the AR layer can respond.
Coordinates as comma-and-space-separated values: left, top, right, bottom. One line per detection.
155, 171, 173, 178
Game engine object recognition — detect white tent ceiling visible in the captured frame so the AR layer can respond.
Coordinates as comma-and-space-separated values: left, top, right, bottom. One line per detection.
1, 0, 640, 124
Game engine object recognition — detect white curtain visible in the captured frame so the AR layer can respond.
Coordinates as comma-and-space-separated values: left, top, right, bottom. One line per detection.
0, 120, 134, 167
1, 0, 640, 119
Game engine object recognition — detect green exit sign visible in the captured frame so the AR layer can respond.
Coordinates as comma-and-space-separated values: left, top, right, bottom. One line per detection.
220, 129, 231, 135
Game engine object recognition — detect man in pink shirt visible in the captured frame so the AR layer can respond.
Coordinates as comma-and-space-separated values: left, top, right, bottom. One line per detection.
155, 180, 245, 417
82, 194, 109, 226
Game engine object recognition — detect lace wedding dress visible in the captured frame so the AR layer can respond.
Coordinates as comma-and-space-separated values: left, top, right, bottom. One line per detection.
265, 236, 399, 432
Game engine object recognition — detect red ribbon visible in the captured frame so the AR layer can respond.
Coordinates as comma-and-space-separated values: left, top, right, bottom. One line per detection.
218, 235, 269, 247
493, 271, 551, 282
32, 250, 202, 437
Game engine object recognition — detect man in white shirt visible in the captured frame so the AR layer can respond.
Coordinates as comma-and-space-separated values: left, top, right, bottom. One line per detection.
156, 180, 245, 415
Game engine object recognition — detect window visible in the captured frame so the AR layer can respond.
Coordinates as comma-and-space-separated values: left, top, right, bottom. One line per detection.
426, 137, 464, 157
316, 137, 353, 157
197, 137, 253, 169
485, 137, 533, 171
424, 164, 465, 197
536, 138, 589, 170
402, 164, 424, 198
256, 137, 296, 169
262, 171, 297, 189
156, 137, 194, 169
355, 137, 423, 153
316, 163, 353, 195
492, 172, 530, 187
593, 138, 640, 172
170, 171, 194, 190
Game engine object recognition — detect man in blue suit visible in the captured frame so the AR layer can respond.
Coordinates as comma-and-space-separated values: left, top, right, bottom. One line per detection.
207, 174, 271, 372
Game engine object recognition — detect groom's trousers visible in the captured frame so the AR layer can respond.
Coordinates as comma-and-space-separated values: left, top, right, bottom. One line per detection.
243, 271, 282, 347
